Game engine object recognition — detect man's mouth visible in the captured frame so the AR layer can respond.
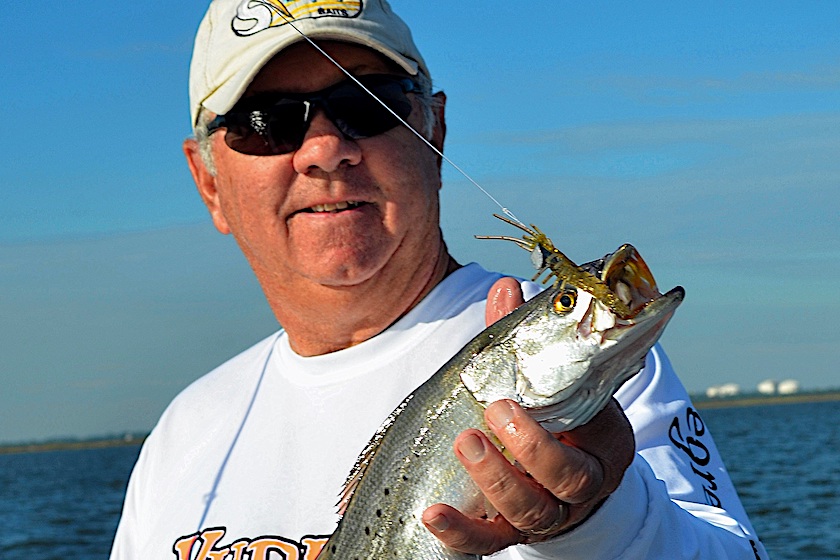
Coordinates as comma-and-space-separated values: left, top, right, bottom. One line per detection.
302, 201, 367, 213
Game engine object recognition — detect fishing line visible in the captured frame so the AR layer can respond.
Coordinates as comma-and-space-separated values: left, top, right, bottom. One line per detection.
277, 14, 524, 226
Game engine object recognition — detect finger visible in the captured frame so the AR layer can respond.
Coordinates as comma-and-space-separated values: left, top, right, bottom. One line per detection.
422, 503, 520, 555
485, 277, 524, 326
452, 428, 567, 538
485, 400, 603, 506
486, 399, 636, 529
556, 399, 635, 496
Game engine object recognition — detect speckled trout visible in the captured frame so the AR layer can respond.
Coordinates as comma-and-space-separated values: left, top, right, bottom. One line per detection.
317, 240, 684, 560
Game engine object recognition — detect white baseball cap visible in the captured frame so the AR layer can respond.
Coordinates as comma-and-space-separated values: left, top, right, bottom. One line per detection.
188, 0, 429, 127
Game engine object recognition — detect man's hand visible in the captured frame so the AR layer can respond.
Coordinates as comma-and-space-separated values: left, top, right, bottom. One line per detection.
421, 278, 636, 555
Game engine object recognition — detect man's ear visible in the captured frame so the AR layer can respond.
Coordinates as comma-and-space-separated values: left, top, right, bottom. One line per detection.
183, 138, 231, 235
431, 91, 447, 160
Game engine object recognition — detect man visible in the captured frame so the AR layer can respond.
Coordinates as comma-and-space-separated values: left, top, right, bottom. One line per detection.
111, 1, 768, 558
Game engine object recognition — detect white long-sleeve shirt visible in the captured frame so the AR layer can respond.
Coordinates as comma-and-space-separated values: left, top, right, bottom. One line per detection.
110, 263, 767, 559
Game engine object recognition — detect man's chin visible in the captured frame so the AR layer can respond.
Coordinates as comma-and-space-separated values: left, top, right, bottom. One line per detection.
294, 255, 390, 290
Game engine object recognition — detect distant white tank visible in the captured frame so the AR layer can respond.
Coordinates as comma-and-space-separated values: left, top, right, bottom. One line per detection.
777, 379, 800, 395
718, 383, 741, 397
707, 383, 741, 398
757, 380, 777, 395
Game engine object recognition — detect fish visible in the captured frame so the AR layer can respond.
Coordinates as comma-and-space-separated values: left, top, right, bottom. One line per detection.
316, 219, 685, 560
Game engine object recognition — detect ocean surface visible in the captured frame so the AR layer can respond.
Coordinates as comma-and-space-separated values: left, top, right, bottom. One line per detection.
0, 400, 837, 559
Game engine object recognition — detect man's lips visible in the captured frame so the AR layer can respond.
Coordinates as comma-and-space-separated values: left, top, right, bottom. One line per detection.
295, 200, 369, 214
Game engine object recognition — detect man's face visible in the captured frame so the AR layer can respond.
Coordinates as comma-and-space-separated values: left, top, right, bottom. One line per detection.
193, 42, 446, 294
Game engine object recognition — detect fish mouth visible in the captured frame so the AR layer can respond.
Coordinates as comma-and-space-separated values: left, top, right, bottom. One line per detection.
524, 247, 683, 430
582, 244, 681, 319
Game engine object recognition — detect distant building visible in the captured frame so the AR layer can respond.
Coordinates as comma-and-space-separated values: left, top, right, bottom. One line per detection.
705, 383, 741, 398
719, 383, 740, 397
777, 379, 800, 395
757, 380, 777, 395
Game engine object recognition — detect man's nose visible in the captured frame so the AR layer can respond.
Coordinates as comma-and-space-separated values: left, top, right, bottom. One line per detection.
292, 110, 363, 174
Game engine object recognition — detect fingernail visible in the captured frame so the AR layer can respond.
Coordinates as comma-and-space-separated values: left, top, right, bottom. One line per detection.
486, 400, 515, 430
424, 513, 450, 532
458, 433, 486, 462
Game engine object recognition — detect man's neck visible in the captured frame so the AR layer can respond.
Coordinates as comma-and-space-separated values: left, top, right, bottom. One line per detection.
267, 249, 460, 357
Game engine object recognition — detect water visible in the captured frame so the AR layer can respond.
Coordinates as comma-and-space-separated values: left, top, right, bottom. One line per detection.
702, 400, 840, 559
0, 445, 141, 559
0, 400, 837, 559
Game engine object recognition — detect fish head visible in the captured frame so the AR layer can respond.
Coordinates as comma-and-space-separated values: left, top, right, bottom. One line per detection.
461, 244, 684, 431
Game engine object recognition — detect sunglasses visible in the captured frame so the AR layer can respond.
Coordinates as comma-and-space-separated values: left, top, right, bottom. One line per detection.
206, 74, 423, 156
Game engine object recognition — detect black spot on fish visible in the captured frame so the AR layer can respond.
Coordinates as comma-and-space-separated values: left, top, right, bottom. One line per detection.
376, 509, 383, 517
384, 488, 390, 496
365, 526, 371, 535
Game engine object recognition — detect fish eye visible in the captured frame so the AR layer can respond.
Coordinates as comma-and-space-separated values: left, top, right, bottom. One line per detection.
553, 290, 577, 313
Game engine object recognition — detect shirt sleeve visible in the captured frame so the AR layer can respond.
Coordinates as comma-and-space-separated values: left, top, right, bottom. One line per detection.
109, 431, 155, 559
504, 344, 769, 560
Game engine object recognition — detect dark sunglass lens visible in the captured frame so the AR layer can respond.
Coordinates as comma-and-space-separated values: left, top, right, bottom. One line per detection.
224, 101, 309, 155
264, 100, 310, 154
222, 113, 271, 155
328, 77, 413, 138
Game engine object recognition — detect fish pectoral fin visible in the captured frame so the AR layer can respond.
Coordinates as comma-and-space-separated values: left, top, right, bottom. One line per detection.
335, 392, 414, 515
337, 432, 384, 517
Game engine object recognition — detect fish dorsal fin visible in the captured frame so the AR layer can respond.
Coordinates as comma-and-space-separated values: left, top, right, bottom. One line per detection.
336, 394, 415, 516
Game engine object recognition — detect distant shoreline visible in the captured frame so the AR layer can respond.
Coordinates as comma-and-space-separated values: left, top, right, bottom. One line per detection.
2, 391, 838, 455
0, 435, 146, 456
693, 390, 840, 410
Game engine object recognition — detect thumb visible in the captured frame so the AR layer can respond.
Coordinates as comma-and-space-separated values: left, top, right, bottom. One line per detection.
485, 277, 525, 327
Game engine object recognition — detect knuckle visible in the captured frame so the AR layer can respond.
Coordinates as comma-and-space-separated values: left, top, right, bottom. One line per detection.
441, 530, 479, 552
549, 460, 603, 503
432, 517, 519, 556
510, 429, 551, 464
510, 500, 558, 532
483, 471, 519, 499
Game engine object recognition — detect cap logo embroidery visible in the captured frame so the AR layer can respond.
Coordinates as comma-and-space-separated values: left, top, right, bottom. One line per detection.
232, 0, 363, 37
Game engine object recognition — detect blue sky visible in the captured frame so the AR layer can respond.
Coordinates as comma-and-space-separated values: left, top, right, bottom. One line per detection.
2, 1, 838, 443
